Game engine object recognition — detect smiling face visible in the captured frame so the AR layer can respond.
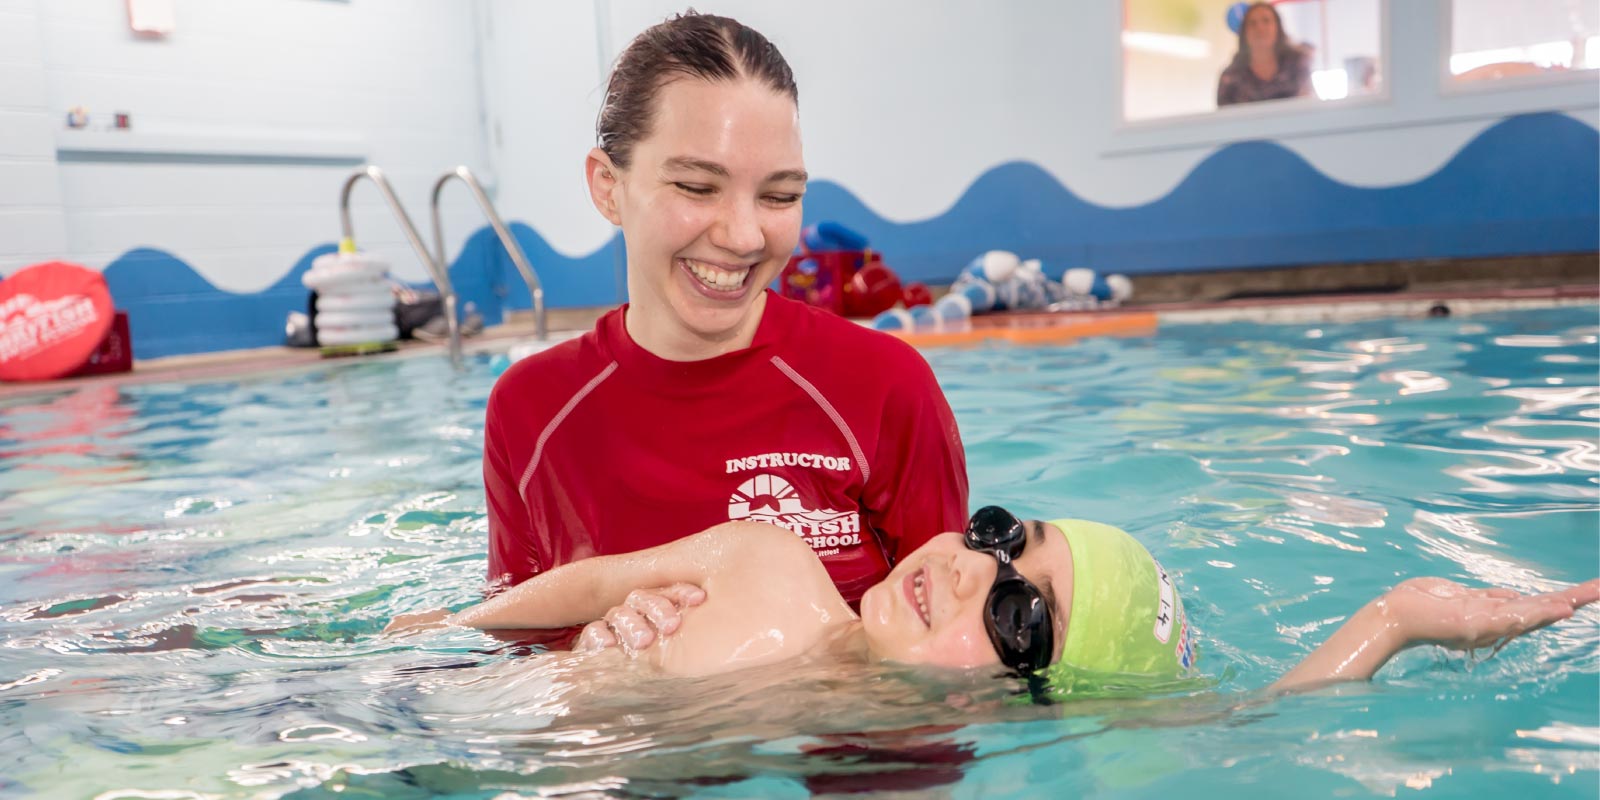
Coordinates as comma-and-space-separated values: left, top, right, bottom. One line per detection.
586, 77, 806, 361
1243, 5, 1281, 56
859, 521, 1074, 669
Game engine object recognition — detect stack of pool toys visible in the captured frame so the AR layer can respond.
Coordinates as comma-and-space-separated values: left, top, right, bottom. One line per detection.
870, 251, 1132, 332
302, 242, 398, 348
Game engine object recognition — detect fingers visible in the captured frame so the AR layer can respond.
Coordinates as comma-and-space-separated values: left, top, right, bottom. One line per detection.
573, 619, 619, 654
383, 609, 451, 636
626, 589, 685, 637
1478, 596, 1575, 646
1555, 578, 1600, 609
658, 583, 708, 609
574, 585, 709, 656
605, 604, 656, 652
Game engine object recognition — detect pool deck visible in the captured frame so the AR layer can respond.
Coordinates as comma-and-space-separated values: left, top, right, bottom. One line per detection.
1, 283, 1594, 400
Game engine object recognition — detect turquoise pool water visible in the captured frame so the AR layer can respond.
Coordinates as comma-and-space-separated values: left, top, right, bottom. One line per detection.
1, 306, 1596, 798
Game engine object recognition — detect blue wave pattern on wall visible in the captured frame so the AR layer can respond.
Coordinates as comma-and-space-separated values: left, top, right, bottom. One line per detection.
802, 112, 1597, 282
454, 221, 623, 325
99, 112, 1596, 359
102, 226, 624, 360
103, 245, 332, 360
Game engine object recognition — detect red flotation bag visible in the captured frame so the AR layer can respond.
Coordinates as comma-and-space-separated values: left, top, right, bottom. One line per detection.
0, 261, 115, 382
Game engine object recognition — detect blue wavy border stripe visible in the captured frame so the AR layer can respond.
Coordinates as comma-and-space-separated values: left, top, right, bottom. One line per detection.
91, 112, 1596, 360
102, 245, 332, 360
799, 112, 1597, 282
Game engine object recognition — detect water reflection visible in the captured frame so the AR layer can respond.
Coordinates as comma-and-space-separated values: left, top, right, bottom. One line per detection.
0, 310, 1594, 796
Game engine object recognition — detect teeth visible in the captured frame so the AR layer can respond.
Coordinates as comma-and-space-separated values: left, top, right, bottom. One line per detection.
685, 258, 749, 292
913, 572, 928, 624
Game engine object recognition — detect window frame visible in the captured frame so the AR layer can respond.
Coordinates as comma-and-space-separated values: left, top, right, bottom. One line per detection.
1114, 0, 1394, 131
1437, 0, 1600, 98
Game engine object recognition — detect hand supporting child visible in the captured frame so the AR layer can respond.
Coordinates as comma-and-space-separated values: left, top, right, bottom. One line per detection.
572, 583, 707, 654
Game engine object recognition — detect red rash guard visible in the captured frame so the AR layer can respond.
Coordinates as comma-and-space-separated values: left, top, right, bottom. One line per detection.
484, 290, 968, 604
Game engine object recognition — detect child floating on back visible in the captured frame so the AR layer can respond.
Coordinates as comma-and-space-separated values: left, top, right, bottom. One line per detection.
389, 507, 1598, 701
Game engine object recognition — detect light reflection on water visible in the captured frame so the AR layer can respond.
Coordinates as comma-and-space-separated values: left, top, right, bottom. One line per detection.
0, 307, 1596, 798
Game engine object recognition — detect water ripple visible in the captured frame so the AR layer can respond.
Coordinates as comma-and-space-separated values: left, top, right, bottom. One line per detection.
0, 310, 1594, 797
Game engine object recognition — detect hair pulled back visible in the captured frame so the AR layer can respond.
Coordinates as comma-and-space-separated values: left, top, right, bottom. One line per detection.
597, 11, 797, 169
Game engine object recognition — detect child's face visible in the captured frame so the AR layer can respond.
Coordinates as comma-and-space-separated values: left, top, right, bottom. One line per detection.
859, 522, 1073, 669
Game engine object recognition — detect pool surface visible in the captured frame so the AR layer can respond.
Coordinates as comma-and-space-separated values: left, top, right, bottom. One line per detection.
1, 306, 1596, 798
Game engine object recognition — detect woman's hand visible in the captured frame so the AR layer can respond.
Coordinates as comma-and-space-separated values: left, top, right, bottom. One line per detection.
1381, 577, 1599, 652
573, 583, 706, 654
383, 608, 454, 636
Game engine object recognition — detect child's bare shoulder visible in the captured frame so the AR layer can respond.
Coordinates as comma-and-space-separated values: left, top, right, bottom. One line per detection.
648, 524, 851, 677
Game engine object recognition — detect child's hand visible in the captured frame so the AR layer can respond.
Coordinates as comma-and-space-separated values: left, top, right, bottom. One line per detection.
1382, 577, 1599, 652
383, 608, 454, 636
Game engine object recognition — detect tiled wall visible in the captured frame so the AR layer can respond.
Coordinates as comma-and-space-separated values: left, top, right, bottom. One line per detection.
27, 0, 491, 290
0, 0, 1595, 360
0, 0, 69, 273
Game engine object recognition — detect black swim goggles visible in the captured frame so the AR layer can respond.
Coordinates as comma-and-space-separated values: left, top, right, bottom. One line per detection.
965, 505, 1056, 673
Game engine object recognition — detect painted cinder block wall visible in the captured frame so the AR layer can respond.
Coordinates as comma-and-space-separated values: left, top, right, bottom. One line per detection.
0, 0, 1594, 358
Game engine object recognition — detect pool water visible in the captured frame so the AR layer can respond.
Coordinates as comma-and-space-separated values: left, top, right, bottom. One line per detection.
1, 307, 1595, 799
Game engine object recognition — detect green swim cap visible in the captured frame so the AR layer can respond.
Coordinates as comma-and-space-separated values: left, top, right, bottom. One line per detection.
1044, 519, 1196, 690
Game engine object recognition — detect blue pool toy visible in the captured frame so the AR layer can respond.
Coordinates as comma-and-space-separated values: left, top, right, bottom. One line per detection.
802, 221, 870, 253
870, 307, 915, 331
1061, 268, 1133, 310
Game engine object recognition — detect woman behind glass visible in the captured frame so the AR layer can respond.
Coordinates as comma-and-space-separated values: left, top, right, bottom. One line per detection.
1217, 2, 1313, 107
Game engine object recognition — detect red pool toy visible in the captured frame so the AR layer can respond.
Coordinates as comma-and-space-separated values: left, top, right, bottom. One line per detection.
0, 261, 116, 382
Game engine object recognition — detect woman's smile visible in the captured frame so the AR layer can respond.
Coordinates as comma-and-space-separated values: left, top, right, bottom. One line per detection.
679, 257, 755, 298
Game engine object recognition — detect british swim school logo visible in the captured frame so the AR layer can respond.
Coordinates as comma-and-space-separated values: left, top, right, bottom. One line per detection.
727, 473, 862, 556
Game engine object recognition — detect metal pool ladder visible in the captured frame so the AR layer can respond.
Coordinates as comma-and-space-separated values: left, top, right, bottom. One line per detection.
431, 166, 547, 342
338, 166, 463, 366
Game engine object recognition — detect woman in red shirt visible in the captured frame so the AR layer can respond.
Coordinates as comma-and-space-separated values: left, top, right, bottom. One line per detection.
483, 12, 968, 649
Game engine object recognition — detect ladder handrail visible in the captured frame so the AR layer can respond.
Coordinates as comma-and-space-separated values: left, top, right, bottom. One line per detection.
430, 166, 547, 341
338, 166, 462, 366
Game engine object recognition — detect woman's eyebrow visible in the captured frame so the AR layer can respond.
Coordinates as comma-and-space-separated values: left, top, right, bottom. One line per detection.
662, 156, 728, 177
661, 157, 806, 184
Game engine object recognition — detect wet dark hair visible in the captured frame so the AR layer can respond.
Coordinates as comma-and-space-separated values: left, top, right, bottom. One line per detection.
1227, 2, 1301, 72
596, 11, 798, 169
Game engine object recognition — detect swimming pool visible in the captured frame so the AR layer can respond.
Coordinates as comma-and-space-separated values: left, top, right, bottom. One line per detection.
2, 306, 1595, 798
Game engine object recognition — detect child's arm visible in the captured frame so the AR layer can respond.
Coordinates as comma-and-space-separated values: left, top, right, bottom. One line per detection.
1270, 577, 1599, 694
386, 521, 799, 633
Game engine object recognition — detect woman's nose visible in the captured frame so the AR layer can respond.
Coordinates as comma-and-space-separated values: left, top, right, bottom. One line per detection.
711, 198, 765, 256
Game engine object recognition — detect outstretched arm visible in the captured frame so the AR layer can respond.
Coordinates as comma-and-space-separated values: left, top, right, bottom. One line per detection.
1270, 577, 1599, 694
387, 521, 789, 633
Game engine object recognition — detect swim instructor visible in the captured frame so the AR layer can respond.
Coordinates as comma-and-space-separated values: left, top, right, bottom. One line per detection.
484, 12, 968, 646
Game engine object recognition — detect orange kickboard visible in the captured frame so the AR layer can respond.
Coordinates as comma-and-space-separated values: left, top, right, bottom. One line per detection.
887, 311, 1158, 347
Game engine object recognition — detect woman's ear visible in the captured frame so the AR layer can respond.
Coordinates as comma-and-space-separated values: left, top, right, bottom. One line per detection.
585, 148, 623, 226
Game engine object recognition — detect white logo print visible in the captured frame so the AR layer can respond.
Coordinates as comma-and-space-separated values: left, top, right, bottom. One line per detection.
728, 474, 862, 555
726, 452, 851, 474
